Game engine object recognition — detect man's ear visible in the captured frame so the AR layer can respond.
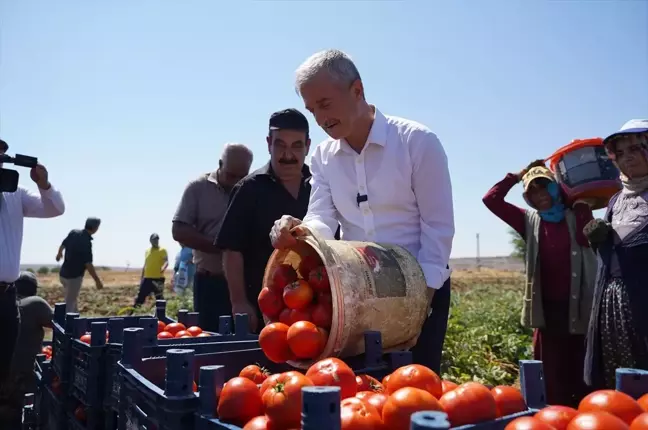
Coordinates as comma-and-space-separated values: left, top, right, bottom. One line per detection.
305, 138, 312, 154
266, 135, 272, 153
219, 159, 223, 168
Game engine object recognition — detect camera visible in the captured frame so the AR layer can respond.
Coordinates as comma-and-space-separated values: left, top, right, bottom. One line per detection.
0, 154, 39, 193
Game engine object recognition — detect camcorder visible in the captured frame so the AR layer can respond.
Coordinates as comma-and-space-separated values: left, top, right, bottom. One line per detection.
0, 154, 39, 193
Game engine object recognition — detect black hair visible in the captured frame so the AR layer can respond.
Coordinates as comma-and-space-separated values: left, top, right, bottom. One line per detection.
0, 139, 8, 152
85, 217, 101, 230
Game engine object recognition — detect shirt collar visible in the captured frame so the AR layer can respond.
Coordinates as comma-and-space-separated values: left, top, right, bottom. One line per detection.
207, 171, 225, 191
259, 162, 312, 182
334, 106, 388, 155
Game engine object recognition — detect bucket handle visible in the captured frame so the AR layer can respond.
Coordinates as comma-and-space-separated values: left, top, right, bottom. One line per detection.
290, 224, 329, 250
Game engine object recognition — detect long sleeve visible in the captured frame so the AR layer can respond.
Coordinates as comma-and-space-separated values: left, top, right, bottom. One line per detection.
410, 129, 455, 290
482, 174, 526, 237
21, 185, 65, 218
572, 201, 595, 247
302, 145, 339, 240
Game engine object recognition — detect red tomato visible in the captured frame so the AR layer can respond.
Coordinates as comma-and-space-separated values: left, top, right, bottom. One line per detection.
442, 380, 458, 394
317, 291, 332, 305
157, 320, 166, 333
193, 381, 198, 392
385, 364, 443, 398
340, 397, 383, 429
164, 322, 186, 336
262, 372, 313, 429
196, 332, 211, 337
638, 394, 648, 411
217, 377, 264, 426
240, 365, 269, 384
175, 330, 192, 338
278, 308, 292, 325
492, 386, 527, 417
356, 375, 384, 392
631, 412, 648, 429
243, 415, 272, 430
270, 264, 298, 294
579, 389, 643, 425
74, 405, 87, 423
157, 331, 173, 340
311, 302, 333, 329
534, 405, 579, 430
382, 374, 391, 387
259, 323, 294, 363
79, 334, 91, 345
186, 326, 203, 336
260, 373, 282, 397
567, 411, 629, 429
356, 391, 388, 416
258, 287, 284, 319
288, 307, 312, 325
308, 266, 330, 292
382, 387, 444, 430
287, 321, 323, 359
283, 280, 314, 310
306, 358, 357, 399
298, 254, 322, 279
317, 327, 329, 351
439, 382, 497, 426
504, 416, 556, 430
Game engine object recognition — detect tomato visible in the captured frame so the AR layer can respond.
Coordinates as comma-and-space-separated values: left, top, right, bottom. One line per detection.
439, 382, 497, 426
534, 405, 579, 430
306, 358, 357, 399
197, 332, 211, 337
262, 372, 313, 429
259, 323, 295, 363
317, 291, 332, 305
193, 381, 198, 392
258, 287, 284, 319
217, 377, 264, 426
308, 266, 330, 292
186, 326, 203, 336
287, 321, 323, 359
382, 387, 444, 430
317, 327, 329, 351
243, 415, 272, 430
382, 374, 391, 387
164, 322, 186, 336
504, 416, 556, 430
270, 264, 298, 294
492, 386, 527, 417
567, 411, 629, 429
157, 331, 173, 340
356, 375, 383, 393
289, 308, 313, 324
278, 308, 293, 325
79, 334, 91, 345
356, 391, 388, 416
579, 389, 643, 425
74, 405, 87, 423
311, 302, 333, 329
157, 320, 166, 333
260, 373, 282, 397
283, 280, 314, 310
631, 413, 648, 429
340, 397, 383, 429
240, 365, 269, 384
175, 330, 192, 338
442, 380, 458, 394
298, 254, 321, 279
639, 394, 648, 411
385, 364, 442, 398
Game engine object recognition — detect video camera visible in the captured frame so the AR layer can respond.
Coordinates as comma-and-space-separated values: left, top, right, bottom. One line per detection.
0, 154, 38, 193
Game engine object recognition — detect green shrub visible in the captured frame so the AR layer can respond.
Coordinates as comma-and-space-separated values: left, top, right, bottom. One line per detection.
37, 266, 50, 275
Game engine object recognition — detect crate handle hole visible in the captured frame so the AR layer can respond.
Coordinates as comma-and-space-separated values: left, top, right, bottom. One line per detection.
329, 402, 336, 413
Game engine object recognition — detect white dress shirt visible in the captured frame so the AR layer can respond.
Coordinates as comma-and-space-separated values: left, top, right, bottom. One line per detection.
303, 108, 454, 290
0, 186, 65, 282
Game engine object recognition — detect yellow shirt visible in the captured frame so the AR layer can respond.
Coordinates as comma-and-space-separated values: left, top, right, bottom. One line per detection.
143, 247, 168, 279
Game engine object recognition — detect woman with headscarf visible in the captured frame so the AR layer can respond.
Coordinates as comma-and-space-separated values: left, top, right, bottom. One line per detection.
483, 160, 596, 406
584, 119, 648, 389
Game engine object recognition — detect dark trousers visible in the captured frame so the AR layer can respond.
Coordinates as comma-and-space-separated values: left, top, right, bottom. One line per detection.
193, 271, 231, 333
134, 278, 165, 307
410, 277, 451, 374
0, 286, 18, 385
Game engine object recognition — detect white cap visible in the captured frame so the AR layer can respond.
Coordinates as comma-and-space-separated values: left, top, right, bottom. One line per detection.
603, 119, 648, 145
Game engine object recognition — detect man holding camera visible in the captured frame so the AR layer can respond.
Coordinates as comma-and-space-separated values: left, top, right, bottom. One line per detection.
0, 138, 65, 387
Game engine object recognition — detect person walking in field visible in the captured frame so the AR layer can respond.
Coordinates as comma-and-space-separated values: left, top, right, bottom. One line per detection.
133, 233, 168, 308
483, 160, 596, 407
56, 217, 104, 313
270, 50, 454, 375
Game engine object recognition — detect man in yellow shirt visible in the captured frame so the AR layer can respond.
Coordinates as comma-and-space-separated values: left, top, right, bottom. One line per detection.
133, 233, 169, 308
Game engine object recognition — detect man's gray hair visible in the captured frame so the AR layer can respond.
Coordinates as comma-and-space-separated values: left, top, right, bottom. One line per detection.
221, 143, 253, 165
295, 49, 362, 92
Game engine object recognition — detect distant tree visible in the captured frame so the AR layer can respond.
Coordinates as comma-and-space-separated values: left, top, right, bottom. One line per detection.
509, 229, 526, 263
37, 266, 50, 275
50, 267, 60, 274
26, 268, 35, 274
100, 266, 112, 271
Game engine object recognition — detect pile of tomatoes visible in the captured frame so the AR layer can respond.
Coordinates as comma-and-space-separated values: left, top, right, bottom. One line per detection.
78, 331, 110, 345
41, 344, 53, 360
157, 321, 211, 340
506, 390, 648, 429
258, 254, 333, 362
213, 361, 533, 430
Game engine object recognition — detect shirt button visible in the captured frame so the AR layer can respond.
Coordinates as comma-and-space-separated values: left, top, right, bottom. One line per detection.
359, 185, 365, 191
572, 251, 577, 256
572, 318, 576, 322
368, 230, 375, 236
356, 158, 362, 164
572, 294, 577, 299
363, 209, 369, 215
572, 273, 577, 278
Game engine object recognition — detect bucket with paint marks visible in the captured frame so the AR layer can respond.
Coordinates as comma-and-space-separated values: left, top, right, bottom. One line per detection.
262, 226, 428, 369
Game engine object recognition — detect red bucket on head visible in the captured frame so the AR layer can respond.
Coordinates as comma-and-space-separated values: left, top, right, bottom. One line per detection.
546, 137, 621, 210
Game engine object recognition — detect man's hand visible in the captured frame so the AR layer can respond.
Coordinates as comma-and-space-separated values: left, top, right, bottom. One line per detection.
95, 279, 104, 290
30, 164, 51, 190
231, 300, 259, 333
55, 253, 62, 262
270, 215, 303, 249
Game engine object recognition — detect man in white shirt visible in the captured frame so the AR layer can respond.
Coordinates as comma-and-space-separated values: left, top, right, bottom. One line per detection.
0, 138, 65, 386
270, 50, 454, 373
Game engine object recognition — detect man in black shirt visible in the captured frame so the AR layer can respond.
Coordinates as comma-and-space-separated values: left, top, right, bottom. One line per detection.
56, 217, 104, 312
217, 109, 313, 333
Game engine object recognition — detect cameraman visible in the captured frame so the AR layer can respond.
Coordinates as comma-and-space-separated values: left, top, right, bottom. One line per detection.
0, 138, 65, 386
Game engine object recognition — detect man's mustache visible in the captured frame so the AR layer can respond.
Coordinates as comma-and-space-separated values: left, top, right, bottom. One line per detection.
279, 159, 298, 165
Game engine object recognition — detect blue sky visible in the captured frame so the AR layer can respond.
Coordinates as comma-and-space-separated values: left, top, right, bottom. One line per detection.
1, 0, 646, 267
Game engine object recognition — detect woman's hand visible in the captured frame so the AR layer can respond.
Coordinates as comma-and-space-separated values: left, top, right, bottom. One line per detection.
583, 218, 611, 249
